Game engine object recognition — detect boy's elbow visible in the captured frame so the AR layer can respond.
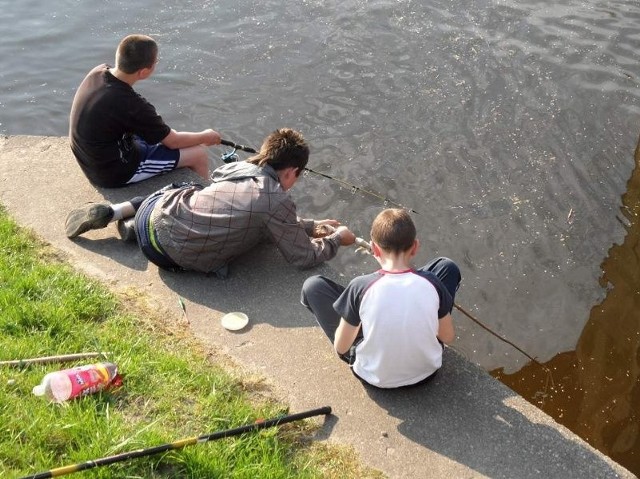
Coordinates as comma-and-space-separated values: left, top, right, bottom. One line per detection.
333, 332, 352, 355
437, 314, 455, 344
161, 130, 180, 149
438, 333, 455, 345
437, 327, 455, 345
333, 338, 347, 355
334, 344, 347, 355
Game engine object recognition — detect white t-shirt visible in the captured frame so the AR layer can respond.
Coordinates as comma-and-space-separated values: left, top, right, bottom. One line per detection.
333, 269, 452, 388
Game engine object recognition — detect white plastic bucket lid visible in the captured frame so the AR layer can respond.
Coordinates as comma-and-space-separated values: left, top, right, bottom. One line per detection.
221, 312, 249, 331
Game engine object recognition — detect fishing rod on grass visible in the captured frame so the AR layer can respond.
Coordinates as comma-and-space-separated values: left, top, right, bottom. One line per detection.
20, 406, 332, 479
0, 352, 110, 368
219, 139, 419, 214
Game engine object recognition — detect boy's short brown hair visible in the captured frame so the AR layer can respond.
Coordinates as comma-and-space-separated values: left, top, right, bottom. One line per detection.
370, 208, 416, 254
247, 128, 309, 171
116, 34, 158, 74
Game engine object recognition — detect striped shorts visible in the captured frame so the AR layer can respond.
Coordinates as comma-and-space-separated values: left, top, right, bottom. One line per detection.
126, 138, 180, 184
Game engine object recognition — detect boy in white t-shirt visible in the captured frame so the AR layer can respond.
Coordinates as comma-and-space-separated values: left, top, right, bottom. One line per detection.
301, 208, 461, 389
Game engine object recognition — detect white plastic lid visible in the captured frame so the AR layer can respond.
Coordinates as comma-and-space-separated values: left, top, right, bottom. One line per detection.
221, 312, 249, 331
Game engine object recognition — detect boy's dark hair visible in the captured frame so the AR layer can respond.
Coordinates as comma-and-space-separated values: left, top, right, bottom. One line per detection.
370, 208, 416, 254
116, 34, 158, 74
247, 128, 309, 171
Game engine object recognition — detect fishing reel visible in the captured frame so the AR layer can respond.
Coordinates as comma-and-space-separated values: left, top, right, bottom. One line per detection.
220, 148, 239, 164
219, 139, 257, 164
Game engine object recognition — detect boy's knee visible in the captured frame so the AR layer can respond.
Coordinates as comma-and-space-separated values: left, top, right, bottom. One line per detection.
301, 275, 323, 297
179, 145, 208, 165
192, 145, 208, 163
440, 258, 462, 288
442, 257, 461, 278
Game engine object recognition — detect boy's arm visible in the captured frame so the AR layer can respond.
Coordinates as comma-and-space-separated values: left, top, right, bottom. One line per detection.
265, 196, 343, 268
161, 128, 221, 149
437, 313, 455, 344
334, 319, 361, 355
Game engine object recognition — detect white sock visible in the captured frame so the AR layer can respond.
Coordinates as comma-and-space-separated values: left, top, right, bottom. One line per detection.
110, 202, 135, 221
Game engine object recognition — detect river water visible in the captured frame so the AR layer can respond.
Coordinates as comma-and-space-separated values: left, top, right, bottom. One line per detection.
1, 0, 639, 473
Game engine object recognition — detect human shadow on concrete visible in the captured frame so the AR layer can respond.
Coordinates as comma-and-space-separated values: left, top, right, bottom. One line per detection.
66, 221, 332, 320
71, 236, 148, 271
69, 170, 201, 270
82, 167, 350, 329
363, 348, 623, 479
157, 242, 339, 329
96, 169, 202, 205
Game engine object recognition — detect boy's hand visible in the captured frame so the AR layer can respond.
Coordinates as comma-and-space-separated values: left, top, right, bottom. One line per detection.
202, 129, 222, 146
335, 226, 356, 246
312, 219, 340, 238
311, 220, 356, 245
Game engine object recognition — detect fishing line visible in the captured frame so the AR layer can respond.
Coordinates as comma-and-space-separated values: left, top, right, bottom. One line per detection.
220, 140, 549, 378
219, 139, 419, 214
452, 303, 546, 369
352, 237, 550, 374
448, 303, 555, 394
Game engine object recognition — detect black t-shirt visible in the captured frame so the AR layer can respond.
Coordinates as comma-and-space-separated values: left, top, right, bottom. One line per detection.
69, 64, 171, 187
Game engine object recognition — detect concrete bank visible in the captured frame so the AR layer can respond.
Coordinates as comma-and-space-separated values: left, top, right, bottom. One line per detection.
0, 135, 634, 478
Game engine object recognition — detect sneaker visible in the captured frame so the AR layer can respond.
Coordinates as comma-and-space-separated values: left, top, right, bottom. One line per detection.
65, 202, 114, 239
116, 218, 136, 242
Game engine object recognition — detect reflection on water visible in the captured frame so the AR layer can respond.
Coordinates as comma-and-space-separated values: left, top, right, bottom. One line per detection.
493, 136, 640, 473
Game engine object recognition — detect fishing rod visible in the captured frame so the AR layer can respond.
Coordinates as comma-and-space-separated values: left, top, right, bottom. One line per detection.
220, 139, 256, 154
452, 303, 545, 368
303, 168, 419, 214
0, 352, 109, 367
20, 406, 331, 479
351, 237, 546, 368
224, 138, 545, 370
219, 139, 419, 214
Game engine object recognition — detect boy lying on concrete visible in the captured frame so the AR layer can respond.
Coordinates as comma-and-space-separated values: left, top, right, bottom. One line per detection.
65, 128, 356, 277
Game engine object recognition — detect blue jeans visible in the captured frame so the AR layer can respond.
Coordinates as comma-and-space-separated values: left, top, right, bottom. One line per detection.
131, 183, 197, 272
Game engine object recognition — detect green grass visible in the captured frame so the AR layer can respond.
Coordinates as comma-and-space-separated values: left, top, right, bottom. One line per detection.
0, 207, 380, 479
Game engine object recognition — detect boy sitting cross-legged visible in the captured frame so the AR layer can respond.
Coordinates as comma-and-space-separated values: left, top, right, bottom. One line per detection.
301, 208, 461, 389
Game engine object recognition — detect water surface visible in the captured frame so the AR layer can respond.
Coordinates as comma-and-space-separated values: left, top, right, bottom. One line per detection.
1, 0, 639, 472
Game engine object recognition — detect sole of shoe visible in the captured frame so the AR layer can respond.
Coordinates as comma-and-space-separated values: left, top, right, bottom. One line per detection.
65, 203, 113, 238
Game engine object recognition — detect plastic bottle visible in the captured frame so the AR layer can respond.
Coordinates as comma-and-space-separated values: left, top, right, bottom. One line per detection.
32, 362, 119, 403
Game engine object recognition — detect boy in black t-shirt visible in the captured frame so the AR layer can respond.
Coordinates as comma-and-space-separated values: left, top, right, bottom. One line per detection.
69, 34, 221, 188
